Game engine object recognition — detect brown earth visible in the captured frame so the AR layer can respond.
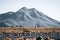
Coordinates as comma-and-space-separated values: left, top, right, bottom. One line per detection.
0, 27, 60, 33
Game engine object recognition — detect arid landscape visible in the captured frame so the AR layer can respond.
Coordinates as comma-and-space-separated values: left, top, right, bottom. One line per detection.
0, 7, 60, 40
0, 0, 60, 40
0, 27, 60, 40
0, 27, 60, 33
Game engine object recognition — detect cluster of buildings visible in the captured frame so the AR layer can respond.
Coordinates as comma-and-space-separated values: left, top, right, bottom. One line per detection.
0, 27, 60, 40
0, 32, 60, 40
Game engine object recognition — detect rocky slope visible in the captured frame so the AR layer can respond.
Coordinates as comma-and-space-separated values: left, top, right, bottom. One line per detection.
0, 7, 60, 27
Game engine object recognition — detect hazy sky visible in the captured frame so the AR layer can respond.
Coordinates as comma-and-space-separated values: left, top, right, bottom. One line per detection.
0, 0, 60, 21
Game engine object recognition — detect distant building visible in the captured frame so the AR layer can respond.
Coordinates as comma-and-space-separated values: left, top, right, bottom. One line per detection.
4, 38, 12, 40
0, 27, 60, 40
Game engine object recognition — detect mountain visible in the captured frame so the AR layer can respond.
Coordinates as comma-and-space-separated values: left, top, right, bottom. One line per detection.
0, 7, 60, 27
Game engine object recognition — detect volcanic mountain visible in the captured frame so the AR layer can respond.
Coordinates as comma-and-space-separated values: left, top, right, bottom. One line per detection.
0, 7, 60, 27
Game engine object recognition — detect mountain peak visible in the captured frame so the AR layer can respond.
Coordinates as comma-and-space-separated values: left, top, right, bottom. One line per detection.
21, 7, 35, 10
21, 7, 28, 10
21, 7, 27, 9
17, 7, 36, 13
0, 7, 60, 27
18, 7, 28, 12
30, 8, 35, 10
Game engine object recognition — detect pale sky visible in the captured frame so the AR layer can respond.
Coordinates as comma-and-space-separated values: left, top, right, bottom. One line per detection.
0, 0, 60, 21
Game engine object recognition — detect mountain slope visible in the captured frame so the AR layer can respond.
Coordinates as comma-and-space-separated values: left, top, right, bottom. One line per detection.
0, 7, 60, 27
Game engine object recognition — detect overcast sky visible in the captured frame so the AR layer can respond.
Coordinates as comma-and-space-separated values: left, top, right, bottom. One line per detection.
0, 0, 60, 21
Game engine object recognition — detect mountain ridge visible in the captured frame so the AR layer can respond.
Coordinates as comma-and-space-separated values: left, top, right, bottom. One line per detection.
0, 7, 60, 27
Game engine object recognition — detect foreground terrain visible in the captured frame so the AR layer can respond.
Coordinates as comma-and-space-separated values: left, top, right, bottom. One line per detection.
0, 27, 60, 40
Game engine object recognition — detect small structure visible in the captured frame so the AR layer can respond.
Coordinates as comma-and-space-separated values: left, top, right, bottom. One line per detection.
26, 37, 36, 40
41, 37, 44, 40
4, 38, 12, 40
49, 37, 55, 40
49, 39, 55, 40
16, 37, 24, 40
36, 37, 42, 40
